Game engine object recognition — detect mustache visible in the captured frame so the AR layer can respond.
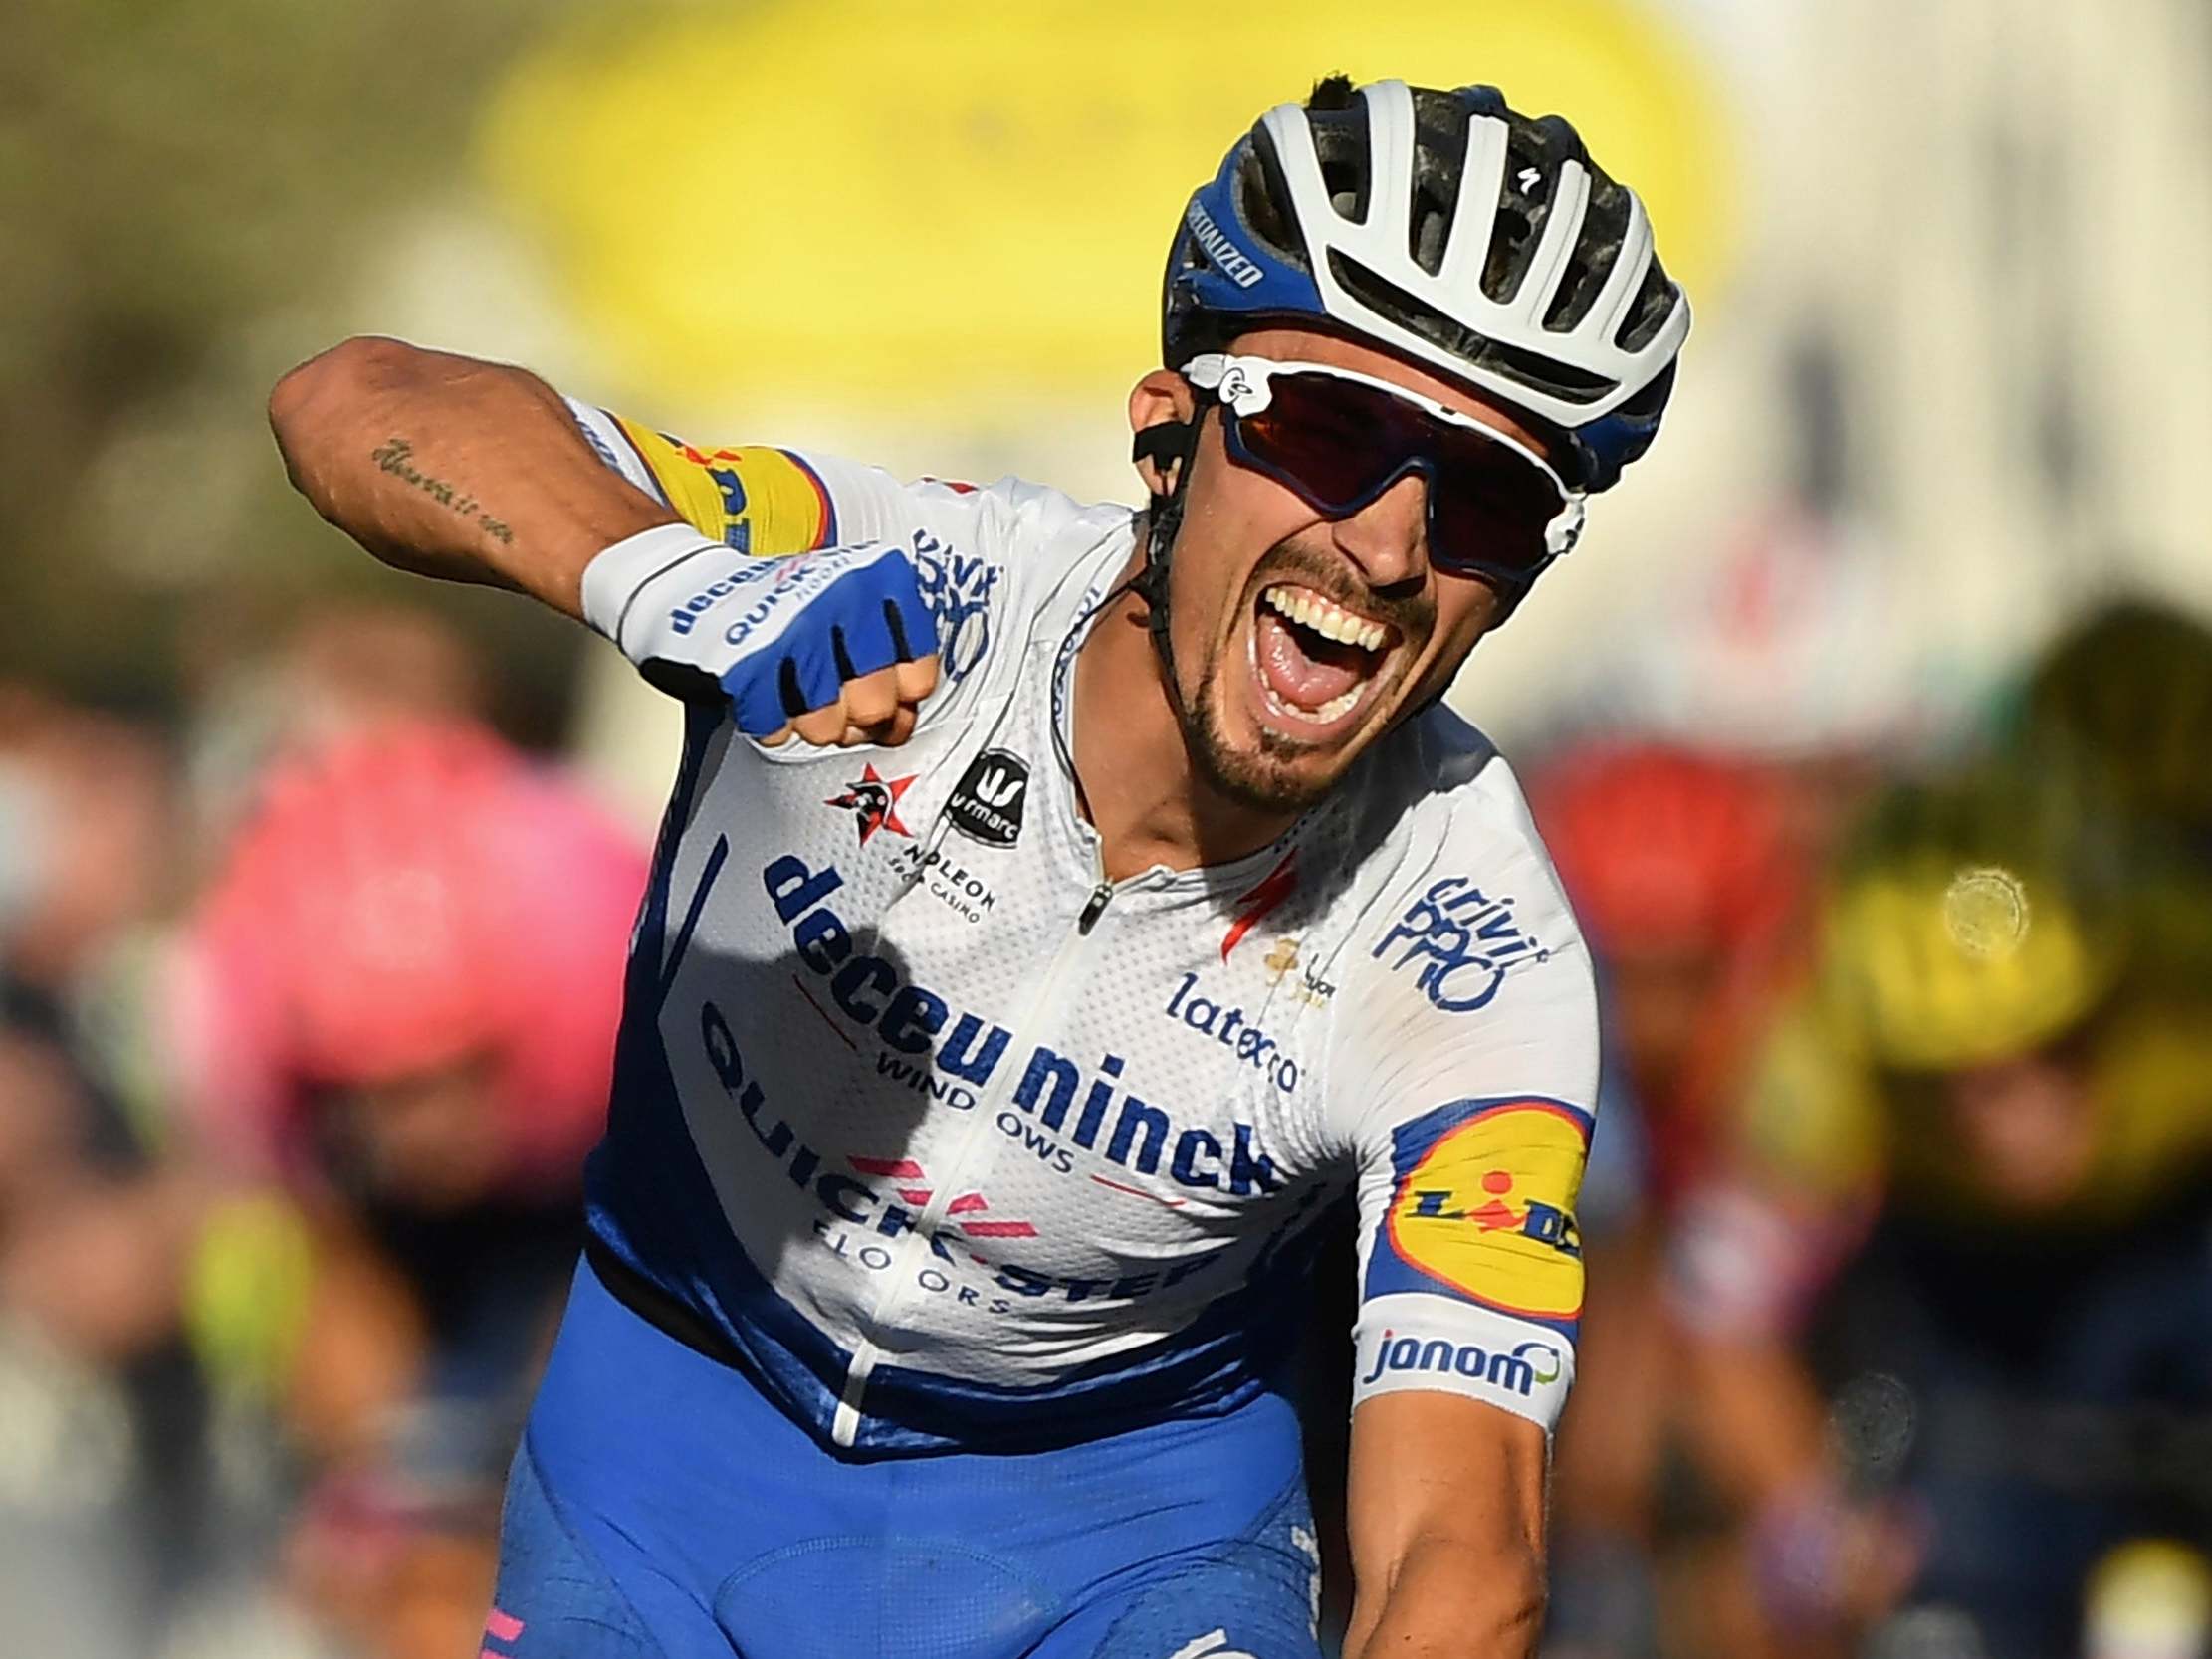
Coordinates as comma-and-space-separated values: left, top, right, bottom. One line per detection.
1249, 539, 1435, 642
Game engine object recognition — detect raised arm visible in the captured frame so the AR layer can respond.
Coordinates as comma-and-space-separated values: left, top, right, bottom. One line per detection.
268, 337, 942, 745
268, 336, 677, 619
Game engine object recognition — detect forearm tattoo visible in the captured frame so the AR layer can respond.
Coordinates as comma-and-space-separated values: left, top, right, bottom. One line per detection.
371, 437, 516, 545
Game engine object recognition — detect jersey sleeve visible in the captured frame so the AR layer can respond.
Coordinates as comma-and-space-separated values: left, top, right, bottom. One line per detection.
1326, 797, 1602, 1436
566, 399, 915, 558
564, 398, 1101, 717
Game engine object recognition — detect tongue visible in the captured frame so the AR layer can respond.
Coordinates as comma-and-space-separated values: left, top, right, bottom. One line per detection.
1257, 610, 1366, 711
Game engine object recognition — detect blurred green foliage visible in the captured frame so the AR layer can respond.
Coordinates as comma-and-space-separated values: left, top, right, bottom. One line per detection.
0, 0, 584, 735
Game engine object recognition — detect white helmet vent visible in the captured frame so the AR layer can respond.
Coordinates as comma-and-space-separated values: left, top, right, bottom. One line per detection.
1257, 80, 1688, 426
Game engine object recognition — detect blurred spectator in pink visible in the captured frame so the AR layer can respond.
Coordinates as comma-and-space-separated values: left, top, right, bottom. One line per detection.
173, 715, 646, 1659
178, 599, 494, 855
0, 686, 177, 1002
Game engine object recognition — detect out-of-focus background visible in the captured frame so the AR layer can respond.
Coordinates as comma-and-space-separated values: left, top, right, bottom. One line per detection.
4, 2, 2210, 1656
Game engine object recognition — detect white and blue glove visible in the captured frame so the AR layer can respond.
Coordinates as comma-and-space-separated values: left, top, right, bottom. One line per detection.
581, 524, 939, 745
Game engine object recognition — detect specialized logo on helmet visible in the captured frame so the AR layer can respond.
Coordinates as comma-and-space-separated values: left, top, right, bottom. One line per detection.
1184, 199, 1264, 290
1364, 1097, 1590, 1326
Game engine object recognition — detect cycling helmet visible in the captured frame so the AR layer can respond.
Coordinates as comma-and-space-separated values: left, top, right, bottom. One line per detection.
1818, 768, 2127, 1073
179, 721, 648, 1194
1530, 742, 1799, 959
1162, 76, 1689, 493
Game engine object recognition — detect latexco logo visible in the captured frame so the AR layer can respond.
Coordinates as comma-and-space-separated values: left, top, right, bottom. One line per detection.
946, 748, 1028, 847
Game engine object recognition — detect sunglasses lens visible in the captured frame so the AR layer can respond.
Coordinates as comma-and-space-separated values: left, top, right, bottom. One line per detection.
1425, 453, 1566, 583
1235, 380, 1393, 507
1226, 373, 1565, 584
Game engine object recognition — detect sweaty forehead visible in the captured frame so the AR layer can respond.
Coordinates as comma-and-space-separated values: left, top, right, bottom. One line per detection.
1223, 325, 1552, 458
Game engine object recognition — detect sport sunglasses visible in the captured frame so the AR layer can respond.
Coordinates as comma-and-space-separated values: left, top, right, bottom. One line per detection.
1180, 352, 1586, 590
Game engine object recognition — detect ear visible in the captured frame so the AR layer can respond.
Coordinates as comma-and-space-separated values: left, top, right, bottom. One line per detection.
1128, 369, 1199, 498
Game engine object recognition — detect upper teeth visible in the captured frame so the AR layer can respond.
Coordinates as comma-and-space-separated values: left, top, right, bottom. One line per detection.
1263, 586, 1388, 651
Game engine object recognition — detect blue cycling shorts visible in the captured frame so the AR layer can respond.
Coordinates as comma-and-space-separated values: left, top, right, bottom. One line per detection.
483, 1261, 1325, 1659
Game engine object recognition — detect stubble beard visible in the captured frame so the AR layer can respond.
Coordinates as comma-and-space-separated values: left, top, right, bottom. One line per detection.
1178, 630, 1339, 814
1160, 534, 1440, 815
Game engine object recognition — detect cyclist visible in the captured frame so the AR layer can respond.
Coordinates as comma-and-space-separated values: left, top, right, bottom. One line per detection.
1667, 765, 2212, 1659
268, 76, 1688, 1659
1524, 741, 1806, 1654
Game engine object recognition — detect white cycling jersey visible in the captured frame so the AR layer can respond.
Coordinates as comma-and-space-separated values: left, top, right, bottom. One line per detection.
567, 403, 1601, 1455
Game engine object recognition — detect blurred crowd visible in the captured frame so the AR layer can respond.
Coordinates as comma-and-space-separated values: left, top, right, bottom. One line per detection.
4, 577, 2211, 1659
1529, 590, 2212, 1659
0, 607, 647, 1659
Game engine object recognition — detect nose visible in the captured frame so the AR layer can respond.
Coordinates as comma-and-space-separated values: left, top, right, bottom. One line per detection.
1326, 470, 1428, 590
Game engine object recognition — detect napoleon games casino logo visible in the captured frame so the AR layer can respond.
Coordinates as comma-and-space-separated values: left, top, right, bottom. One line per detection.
825, 764, 916, 845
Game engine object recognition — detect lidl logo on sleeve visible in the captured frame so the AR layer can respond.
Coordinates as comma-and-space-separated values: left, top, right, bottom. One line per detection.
1365, 1098, 1592, 1328
612, 422, 835, 556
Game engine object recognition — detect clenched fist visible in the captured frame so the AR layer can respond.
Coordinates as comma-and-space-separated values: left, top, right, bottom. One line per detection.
581, 524, 940, 747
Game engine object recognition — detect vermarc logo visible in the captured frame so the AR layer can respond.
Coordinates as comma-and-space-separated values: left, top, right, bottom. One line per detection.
946, 748, 1029, 847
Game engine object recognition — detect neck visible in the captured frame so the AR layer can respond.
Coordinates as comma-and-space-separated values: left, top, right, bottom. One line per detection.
1070, 540, 1299, 882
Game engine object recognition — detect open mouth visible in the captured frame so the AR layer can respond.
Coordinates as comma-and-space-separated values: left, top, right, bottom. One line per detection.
1249, 583, 1399, 733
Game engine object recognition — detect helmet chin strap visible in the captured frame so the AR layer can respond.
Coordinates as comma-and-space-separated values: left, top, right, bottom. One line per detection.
1130, 416, 1201, 723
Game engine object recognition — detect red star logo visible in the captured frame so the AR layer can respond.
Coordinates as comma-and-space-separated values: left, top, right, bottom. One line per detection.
826, 764, 916, 845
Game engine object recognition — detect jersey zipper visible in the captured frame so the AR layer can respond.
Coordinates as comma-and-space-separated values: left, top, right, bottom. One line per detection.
827, 853, 1136, 1447
1077, 880, 1113, 933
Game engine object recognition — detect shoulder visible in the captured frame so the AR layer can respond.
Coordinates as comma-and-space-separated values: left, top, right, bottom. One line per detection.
897, 476, 1130, 635
1342, 704, 1591, 1016
1307, 708, 1598, 1137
